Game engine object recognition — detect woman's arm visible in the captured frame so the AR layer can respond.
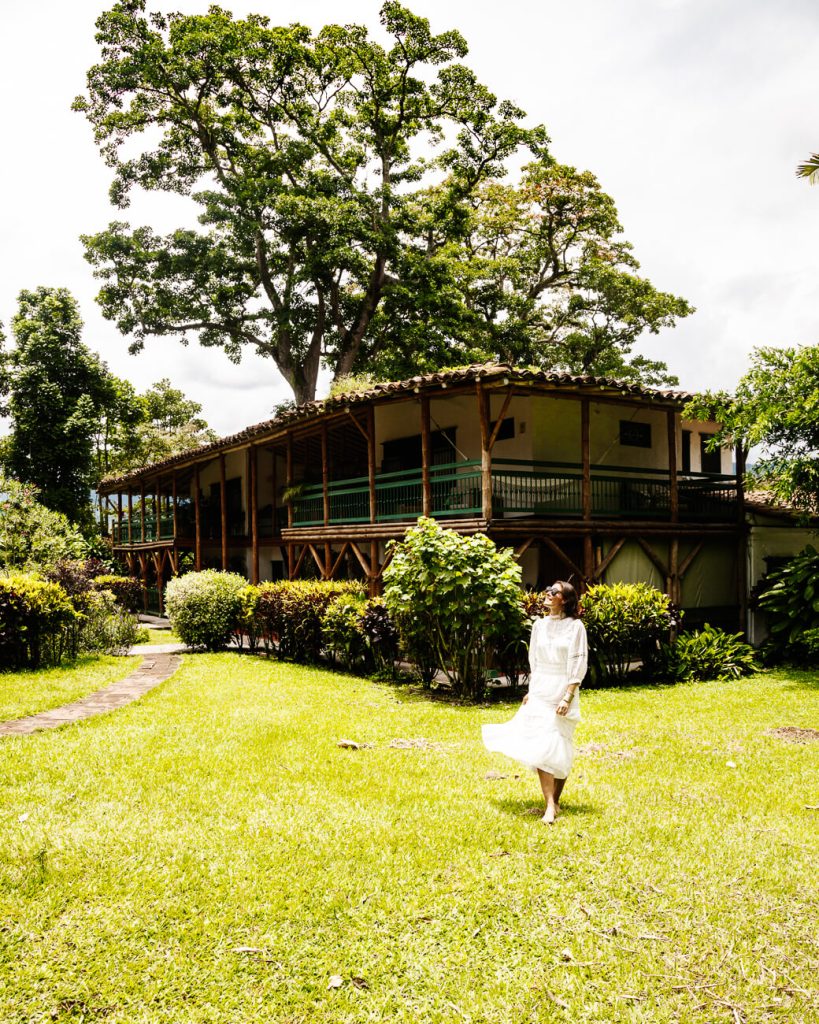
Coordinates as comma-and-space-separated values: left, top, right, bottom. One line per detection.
557, 621, 588, 716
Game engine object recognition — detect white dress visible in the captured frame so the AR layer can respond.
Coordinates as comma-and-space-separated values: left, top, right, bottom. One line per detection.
482, 615, 588, 779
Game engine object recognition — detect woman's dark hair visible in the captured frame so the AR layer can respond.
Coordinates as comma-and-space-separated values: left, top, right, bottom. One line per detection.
555, 580, 580, 618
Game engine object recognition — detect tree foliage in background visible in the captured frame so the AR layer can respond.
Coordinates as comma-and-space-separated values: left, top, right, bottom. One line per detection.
75, 1, 690, 403
0, 288, 114, 527
686, 345, 819, 515
0, 475, 88, 571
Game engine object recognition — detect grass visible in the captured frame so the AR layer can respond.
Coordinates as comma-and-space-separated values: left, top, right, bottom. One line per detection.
0, 655, 140, 722
0, 658, 817, 1023
138, 628, 180, 646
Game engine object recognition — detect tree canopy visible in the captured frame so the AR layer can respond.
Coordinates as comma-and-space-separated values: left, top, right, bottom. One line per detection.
685, 345, 819, 515
76, 1, 691, 403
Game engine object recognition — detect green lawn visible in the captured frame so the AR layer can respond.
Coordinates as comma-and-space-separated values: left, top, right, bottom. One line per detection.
0, 658, 816, 1023
138, 628, 180, 646
0, 655, 140, 722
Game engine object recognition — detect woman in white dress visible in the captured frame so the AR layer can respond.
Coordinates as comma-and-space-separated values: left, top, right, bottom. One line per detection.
482, 581, 588, 824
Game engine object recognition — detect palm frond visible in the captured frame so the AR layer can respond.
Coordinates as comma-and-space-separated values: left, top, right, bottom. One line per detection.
796, 153, 819, 184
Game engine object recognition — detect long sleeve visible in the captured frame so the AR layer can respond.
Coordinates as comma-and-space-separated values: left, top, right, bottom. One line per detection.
528, 617, 542, 674
568, 620, 588, 685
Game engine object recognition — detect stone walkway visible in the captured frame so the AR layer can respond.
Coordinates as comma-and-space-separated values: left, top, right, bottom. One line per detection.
0, 652, 182, 738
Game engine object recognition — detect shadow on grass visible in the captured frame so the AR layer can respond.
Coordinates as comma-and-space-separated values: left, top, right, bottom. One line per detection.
493, 796, 601, 819
778, 669, 819, 691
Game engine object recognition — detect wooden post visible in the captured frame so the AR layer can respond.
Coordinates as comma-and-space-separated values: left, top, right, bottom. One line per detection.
128, 490, 133, 546
669, 536, 680, 612
667, 409, 679, 523
581, 397, 593, 583
117, 492, 123, 545
194, 465, 202, 571
271, 447, 279, 537
321, 421, 330, 527
140, 485, 146, 543
172, 474, 178, 540
155, 483, 161, 541
420, 395, 431, 517
250, 446, 259, 585
370, 539, 379, 597
476, 384, 492, 522
286, 434, 294, 529
736, 444, 748, 634
368, 404, 377, 523
220, 454, 228, 570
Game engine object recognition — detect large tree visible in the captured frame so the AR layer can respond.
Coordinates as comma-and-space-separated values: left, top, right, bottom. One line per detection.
0, 288, 115, 526
75, 2, 690, 403
686, 345, 819, 515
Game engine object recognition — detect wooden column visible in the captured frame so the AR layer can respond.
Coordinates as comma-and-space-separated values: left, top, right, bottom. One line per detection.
219, 454, 228, 570
194, 465, 202, 571
736, 444, 748, 634
321, 421, 330, 527
271, 448, 279, 537
420, 395, 431, 517
368, 404, 377, 523
127, 490, 133, 546
140, 485, 146, 543
581, 397, 593, 583
667, 409, 679, 524
370, 539, 379, 597
476, 384, 492, 522
172, 474, 178, 541
117, 492, 123, 545
155, 483, 161, 541
286, 434, 294, 529
250, 446, 259, 585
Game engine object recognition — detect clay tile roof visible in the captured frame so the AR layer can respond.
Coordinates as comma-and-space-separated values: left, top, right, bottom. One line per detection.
99, 362, 692, 490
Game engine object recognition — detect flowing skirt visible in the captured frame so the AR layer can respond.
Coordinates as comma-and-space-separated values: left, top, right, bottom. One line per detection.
482, 674, 578, 779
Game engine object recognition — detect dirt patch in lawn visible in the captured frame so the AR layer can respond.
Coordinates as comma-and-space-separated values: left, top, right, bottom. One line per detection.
765, 726, 819, 743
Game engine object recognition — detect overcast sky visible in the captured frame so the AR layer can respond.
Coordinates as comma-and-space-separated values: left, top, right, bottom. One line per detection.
1, 0, 818, 435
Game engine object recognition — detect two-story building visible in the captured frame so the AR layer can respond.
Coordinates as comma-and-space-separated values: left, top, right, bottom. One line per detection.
100, 363, 750, 630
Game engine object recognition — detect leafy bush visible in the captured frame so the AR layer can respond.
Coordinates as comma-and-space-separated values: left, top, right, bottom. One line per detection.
581, 582, 676, 686
672, 624, 759, 682
321, 593, 370, 671
232, 584, 261, 652
755, 546, 819, 662
0, 573, 77, 669
358, 598, 400, 678
383, 518, 525, 700
494, 590, 552, 690
76, 589, 144, 656
0, 476, 87, 571
92, 574, 142, 611
165, 570, 248, 651
45, 558, 108, 599
255, 580, 365, 662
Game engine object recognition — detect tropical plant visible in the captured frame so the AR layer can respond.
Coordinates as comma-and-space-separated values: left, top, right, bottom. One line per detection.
671, 625, 759, 682
383, 518, 525, 700
797, 152, 819, 184
755, 546, 819, 661
255, 580, 366, 662
232, 585, 262, 653
0, 475, 87, 571
75, 589, 143, 657
358, 598, 401, 679
581, 581, 676, 686
91, 574, 142, 611
493, 590, 551, 690
165, 570, 248, 651
321, 593, 370, 672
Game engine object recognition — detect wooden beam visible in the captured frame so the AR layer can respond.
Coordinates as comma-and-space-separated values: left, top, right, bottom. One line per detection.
307, 544, 326, 576
292, 544, 308, 579
349, 541, 371, 577
330, 542, 350, 579
476, 383, 492, 521
127, 490, 133, 546
346, 409, 370, 443
194, 465, 202, 571
514, 538, 534, 558
636, 537, 669, 578
171, 473, 178, 541
487, 388, 514, 450
369, 540, 379, 596
155, 486, 161, 541
220, 453, 228, 570
678, 539, 704, 578
367, 404, 377, 524
286, 433, 294, 529
140, 485, 146, 543
271, 447, 279, 538
541, 536, 586, 584
667, 409, 679, 524
250, 446, 259, 585
420, 395, 432, 518
117, 492, 123, 545
375, 547, 393, 579
594, 537, 626, 579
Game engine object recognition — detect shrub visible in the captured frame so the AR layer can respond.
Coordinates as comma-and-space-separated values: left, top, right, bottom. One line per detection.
76, 589, 144, 656
383, 518, 525, 700
232, 584, 261, 652
165, 570, 248, 651
581, 581, 676, 686
673, 624, 760, 681
358, 598, 400, 679
92, 574, 142, 611
494, 590, 551, 690
0, 573, 77, 669
0, 476, 87, 571
755, 546, 819, 662
46, 558, 108, 599
321, 592, 370, 671
255, 580, 365, 662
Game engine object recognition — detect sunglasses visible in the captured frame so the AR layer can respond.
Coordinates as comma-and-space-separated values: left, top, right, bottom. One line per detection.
546, 586, 563, 597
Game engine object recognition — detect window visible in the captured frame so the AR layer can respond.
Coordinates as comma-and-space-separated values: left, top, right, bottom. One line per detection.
489, 417, 515, 442
381, 428, 457, 473
681, 430, 691, 474
699, 434, 722, 474
619, 420, 652, 448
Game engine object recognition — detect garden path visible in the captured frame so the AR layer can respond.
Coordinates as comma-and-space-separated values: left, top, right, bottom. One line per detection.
0, 652, 181, 737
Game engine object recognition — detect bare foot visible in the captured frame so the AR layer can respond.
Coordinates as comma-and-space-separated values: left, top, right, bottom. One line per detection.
542, 803, 557, 825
